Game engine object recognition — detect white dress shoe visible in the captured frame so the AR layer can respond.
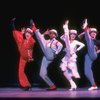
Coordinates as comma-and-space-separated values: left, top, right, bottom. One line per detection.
69, 87, 77, 91
88, 86, 98, 91
69, 85, 77, 91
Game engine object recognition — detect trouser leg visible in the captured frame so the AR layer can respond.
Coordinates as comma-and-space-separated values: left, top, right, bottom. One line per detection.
85, 32, 97, 60
35, 30, 54, 60
18, 57, 31, 87
39, 56, 54, 86
84, 54, 95, 85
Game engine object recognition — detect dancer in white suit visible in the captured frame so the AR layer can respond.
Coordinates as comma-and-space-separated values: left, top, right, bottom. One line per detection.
60, 20, 85, 90
31, 20, 63, 90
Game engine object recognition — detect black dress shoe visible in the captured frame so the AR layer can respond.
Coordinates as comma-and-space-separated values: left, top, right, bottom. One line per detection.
21, 86, 32, 91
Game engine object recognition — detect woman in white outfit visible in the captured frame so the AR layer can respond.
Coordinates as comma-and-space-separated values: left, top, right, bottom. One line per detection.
60, 20, 85, 91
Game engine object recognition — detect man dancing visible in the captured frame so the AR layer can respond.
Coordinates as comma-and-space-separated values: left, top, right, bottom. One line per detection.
31, 19, 63, 90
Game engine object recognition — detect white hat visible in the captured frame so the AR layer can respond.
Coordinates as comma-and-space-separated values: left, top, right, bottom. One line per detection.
49, 29, 58, 37
26, 28, 33, 33
69, 29, 77, 35
89, 28, 98, 33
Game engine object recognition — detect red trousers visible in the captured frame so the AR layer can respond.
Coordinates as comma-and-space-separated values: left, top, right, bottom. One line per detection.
13, 30, 35, 87
19, 57, 31, 87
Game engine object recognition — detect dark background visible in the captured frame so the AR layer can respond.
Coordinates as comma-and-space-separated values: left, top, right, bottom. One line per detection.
0, 0, 100, 88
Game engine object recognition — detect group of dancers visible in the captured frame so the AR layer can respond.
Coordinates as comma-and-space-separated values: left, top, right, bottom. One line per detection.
11, 18, 100, 91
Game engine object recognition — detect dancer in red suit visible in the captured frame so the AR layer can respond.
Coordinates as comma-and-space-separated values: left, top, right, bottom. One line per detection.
12, 19, 36, 91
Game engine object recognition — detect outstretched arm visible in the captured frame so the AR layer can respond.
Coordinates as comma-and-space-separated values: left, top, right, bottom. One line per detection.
78, 32, 85, 39
42, 29, 50, 37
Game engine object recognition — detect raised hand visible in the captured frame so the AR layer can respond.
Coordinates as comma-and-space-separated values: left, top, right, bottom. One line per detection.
43, 29, 50, 35
78, 32, 85, 39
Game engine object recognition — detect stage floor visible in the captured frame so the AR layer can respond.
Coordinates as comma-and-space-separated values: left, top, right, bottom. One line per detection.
0, 87, 100, 99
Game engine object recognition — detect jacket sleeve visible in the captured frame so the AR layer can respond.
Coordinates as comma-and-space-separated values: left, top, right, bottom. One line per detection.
13, 30, 23, 45
55, 41, 63, 54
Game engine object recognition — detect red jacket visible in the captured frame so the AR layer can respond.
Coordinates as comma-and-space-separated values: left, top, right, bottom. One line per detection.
13, 30, 35, 61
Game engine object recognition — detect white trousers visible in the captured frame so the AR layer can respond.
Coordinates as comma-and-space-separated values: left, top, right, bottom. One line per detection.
35, 30, 55, 86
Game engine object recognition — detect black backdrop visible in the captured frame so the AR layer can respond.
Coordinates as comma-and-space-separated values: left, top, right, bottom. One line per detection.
0, 0, 100, 88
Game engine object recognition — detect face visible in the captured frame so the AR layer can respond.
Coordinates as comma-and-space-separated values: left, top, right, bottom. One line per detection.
70, 33, 76, 40
90, 31, 97, 39
49, 32, 56, 39
25, 32, 32, 39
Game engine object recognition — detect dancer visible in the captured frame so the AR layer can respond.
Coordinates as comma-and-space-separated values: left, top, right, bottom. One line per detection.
30, 19, 63, 90
12, 19, 36, 91
60, 20, 85, 91
79, 19, 100, 90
